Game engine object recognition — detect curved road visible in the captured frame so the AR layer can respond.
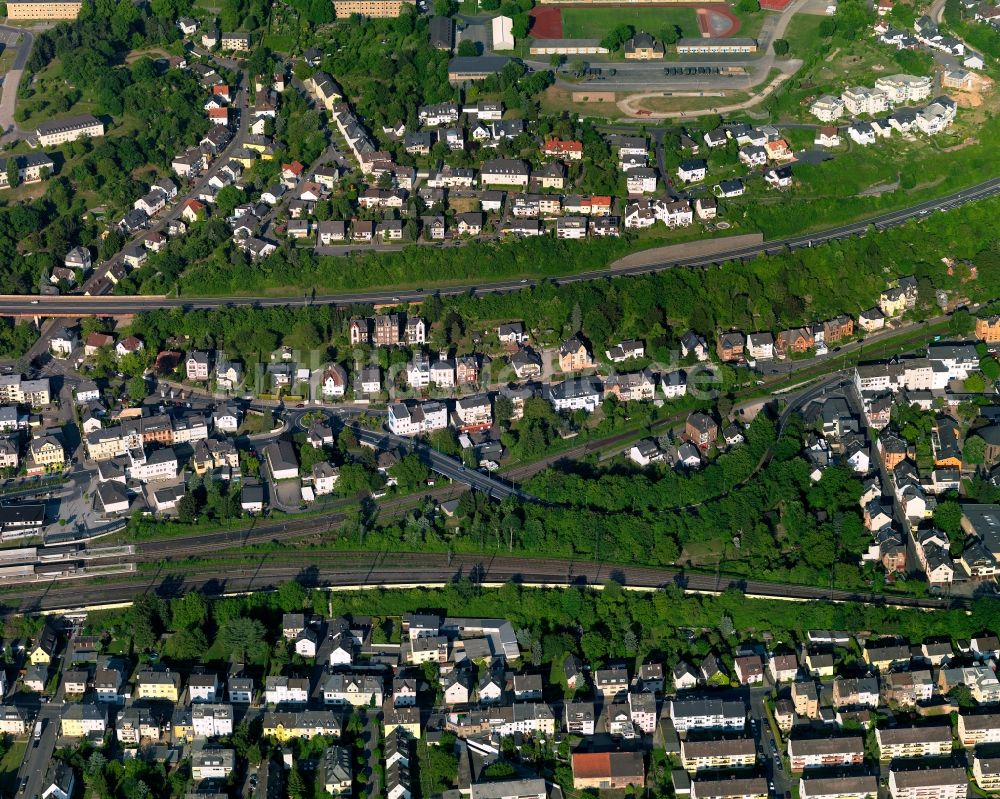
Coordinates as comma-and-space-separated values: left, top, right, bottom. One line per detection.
2, 175, 999, 316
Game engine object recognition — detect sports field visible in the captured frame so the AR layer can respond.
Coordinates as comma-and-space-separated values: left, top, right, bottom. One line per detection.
560, 6, 701, 38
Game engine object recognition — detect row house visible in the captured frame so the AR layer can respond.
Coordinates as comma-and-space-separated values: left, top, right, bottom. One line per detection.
264, 675, 310, 705
350, 315, 426, 347
604, 370, 657, 402
387, 401, 448, 436
192, 703, 234, 738
262, 710, 342, 742
832, 676, 880, 709
882, 669, 934, 706
939, 665, 1000, 703
321, 672, 385, 706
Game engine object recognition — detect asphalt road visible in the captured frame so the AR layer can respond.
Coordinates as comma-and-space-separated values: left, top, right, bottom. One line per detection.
0, 25, 34, 139
3, 175, 999, 316
351, 426, 533, 501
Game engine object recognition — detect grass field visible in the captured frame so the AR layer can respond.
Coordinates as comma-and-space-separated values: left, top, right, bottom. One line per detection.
0, 739, 26, 796
560, 6, 700, 39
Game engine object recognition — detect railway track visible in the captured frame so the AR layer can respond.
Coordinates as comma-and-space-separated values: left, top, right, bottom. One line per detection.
0, 550, 960, 615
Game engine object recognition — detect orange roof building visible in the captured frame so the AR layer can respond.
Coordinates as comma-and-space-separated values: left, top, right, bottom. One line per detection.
571, 751, 645, 790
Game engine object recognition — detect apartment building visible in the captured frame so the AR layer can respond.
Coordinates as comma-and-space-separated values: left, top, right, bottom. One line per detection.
959, 711, 1000, 747
842, 86, 889, 115
800, 775, 878, 799
491, 703, 556, 737
61, 702, 107, 738
876, 723, 953, 760
262, 710, 342, 742
565, 702, 596, 736
321, 673, 384, 707
135, 668, 180, 702
591, 667, 628, 700
974, 755, 1000, 790
192, 703, 234, 738
690, 776, 767, 799
832, 676, 880, 709
681, 737, 757, 772
36, 115, 105, 147
0, 153, 54, 188
7, 0, 81, 18
264, 676, 309, 705
888, 766, 967, 799
333, 0, 407, 17
787, 735, 865, 771
792, 681, 820, 718
669, 699, 746, 733
191, 749, 235, 781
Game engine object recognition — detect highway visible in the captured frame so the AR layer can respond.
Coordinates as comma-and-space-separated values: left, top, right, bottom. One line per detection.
2, 175, 999, 316
0, 549, 966, 616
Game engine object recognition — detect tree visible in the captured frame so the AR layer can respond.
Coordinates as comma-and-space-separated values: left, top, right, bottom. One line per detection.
736, 0, 760, 11
549, 53, 564, 69
6, 158, 20, 190
170, 626, 209, 659
390, 454, 430, 490
177, 493, 199, 524
218, 616, 268, 662
659, 25, 679, 45
127, 375, 147, 403
980, 356, 1000, 382
172, 592, 208, 631
772, 38, 789, 55
495, 395, 514, 425
276, 579, 308, 612
128, 594, 164, 651
950, 308, 975, 335
965, 372, 987, 393
965, 435, 986, 466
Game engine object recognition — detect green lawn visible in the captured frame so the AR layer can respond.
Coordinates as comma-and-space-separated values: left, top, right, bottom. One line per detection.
560, 6, 700, 39
0, 739, 27, 796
